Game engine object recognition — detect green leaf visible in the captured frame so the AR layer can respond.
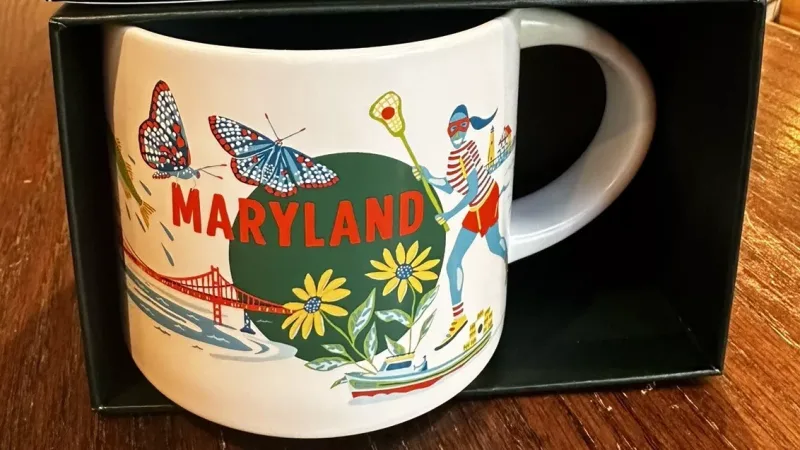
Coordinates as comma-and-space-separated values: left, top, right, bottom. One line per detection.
419, 309, 437, 342
348, 289, 376, 341
330, 376, 348, 389
414, 285, 439, 321
375, 309, 412, 328
363, 323, 378, 360
305, 357, 349, 371
322, 344, 350, 359
384, 335, 407, 356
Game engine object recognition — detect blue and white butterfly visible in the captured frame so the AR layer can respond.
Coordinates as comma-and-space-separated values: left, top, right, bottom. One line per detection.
208, 114, 339, 197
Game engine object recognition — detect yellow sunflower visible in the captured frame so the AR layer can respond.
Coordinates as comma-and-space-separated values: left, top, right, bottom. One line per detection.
366, 241, 440, 302
281, 269, 350, 339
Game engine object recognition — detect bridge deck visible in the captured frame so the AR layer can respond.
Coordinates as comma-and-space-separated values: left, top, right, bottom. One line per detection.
121, 242, 292, 316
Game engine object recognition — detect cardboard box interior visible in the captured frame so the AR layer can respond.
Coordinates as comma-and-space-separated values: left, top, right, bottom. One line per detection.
48, 0, 764, 412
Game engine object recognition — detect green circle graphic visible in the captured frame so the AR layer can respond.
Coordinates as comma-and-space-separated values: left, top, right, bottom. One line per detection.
229, 152, 446, 362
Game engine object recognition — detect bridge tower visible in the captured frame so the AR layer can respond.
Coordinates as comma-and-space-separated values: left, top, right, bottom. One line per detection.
210, 266, 223, 325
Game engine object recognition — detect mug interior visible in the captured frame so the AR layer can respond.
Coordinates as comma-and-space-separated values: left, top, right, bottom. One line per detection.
137, 9, 507, 51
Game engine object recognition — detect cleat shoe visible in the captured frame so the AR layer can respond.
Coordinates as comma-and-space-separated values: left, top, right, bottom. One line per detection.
434, 315, 468, 351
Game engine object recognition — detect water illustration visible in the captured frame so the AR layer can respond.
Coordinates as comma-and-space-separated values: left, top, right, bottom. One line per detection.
135, 215, 146, 232
125, 265, 297, 362
160, 222, 175, 241
126, 267, 251, 351
161, 243, 175, 266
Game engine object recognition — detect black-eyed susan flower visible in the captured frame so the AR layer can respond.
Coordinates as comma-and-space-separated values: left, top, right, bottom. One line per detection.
366, 241, 440, 302
281, 270, 350, 339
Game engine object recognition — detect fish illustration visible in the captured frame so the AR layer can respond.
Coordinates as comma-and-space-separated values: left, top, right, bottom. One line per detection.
113, 133, 156, 228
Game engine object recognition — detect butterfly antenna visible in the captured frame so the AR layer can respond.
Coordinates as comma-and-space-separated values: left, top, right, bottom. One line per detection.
264, 113, 280, 139
281, 127, 307, 141
199, 164, 226, 180
201, 171, 224, 180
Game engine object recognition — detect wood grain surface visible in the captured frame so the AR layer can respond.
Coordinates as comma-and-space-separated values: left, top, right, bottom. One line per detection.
2, 2, 800, 449
779, 0, 800, 30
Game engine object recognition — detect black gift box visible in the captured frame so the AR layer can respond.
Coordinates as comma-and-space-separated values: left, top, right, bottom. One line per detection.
48, 0, 764, 413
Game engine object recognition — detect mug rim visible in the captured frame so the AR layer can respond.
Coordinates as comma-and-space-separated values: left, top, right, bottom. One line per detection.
107, 10, 515, 60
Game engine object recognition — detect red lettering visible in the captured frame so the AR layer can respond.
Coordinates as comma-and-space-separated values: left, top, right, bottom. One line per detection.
304, 203, 324, 247
269, 202, 299, 247
238, 198, 266, 245
206, 193, 233, 240
330, 200, 361, 246
172, 183, 201, 233
174, 190, 428, 245
365, 195, 393, 242
400, 191, 424, 236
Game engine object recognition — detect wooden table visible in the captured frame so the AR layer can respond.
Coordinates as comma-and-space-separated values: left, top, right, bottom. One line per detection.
2, 2, 799, 448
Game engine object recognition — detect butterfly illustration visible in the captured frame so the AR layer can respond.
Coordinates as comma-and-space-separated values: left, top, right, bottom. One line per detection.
208, 114, 339, 197
138, 80, 224, 181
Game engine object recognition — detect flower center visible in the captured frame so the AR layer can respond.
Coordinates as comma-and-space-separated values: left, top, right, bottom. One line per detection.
304, 297, 322, 313
395, 263, 413, 280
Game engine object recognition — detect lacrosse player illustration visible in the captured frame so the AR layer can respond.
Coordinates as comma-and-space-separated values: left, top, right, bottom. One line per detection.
370, 92, 508, 352
413, 104, 508, 351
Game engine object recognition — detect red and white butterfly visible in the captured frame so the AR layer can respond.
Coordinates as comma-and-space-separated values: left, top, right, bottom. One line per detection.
138, 80, 224, 180
208, 114, 339, 197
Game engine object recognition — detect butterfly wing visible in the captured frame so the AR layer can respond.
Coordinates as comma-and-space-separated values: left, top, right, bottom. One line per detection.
279, 145, 339, 190
208, 115, 339, 197
138, 81, 191, 174
228, 153, 274, 187
255, 145, 339, 197
262, 149, 299, 197
209, 115, 275, 158
209, 115, 283, 190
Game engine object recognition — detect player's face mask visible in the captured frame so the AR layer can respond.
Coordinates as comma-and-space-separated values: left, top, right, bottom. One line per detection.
448, 116, 469, 147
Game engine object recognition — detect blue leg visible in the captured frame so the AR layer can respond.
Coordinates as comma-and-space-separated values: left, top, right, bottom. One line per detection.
447, 227, 478, 308
434, 227, 477, 351
485, 224, 507, 260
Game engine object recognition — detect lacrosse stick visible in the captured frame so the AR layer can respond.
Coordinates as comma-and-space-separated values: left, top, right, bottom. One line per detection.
369, 91, 449, 232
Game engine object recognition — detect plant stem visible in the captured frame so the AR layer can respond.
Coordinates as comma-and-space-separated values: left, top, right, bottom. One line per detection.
353, 361, 373, 373
412, 308, 435, 353
323, 315, 379, 373
409, 289, 418, 350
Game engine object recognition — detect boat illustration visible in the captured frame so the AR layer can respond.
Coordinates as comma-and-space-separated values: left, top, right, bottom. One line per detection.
345, 308, 494, 398
486, 125, 515, 174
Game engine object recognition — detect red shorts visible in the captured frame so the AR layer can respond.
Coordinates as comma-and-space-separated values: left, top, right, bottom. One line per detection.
462, 182, 500, 236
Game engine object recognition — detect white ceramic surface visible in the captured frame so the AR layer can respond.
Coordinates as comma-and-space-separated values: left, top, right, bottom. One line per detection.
104, 7, 655, 438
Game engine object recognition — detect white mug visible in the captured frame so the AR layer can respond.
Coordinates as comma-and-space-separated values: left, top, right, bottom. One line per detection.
104, 7, 655, 438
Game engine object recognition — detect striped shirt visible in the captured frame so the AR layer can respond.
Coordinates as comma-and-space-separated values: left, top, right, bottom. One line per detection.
446, 140, 495, 208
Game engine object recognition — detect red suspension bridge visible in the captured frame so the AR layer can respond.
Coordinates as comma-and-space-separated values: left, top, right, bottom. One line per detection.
122, 240, 291, 333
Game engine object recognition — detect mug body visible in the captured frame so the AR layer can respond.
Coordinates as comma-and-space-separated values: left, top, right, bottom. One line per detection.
104, 13, 518, 437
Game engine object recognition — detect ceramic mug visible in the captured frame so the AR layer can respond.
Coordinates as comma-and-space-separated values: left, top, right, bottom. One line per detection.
104, 7, 654, 438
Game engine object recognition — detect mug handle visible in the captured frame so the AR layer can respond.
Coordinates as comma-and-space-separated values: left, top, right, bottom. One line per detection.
507, 8, 656, 263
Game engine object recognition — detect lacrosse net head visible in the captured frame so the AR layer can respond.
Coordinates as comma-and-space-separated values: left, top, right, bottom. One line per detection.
370, 91, 405, 137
